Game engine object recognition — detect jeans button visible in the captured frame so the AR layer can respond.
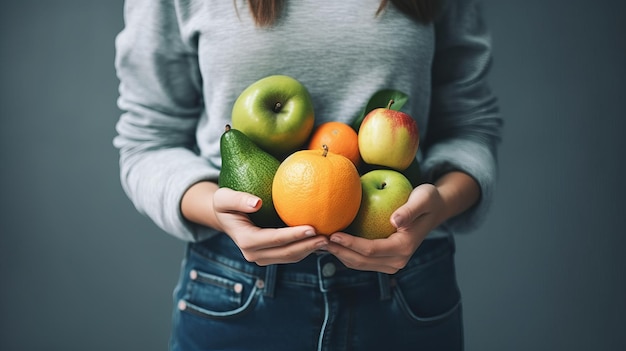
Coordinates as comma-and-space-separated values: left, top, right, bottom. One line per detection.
322, 262, 336, 277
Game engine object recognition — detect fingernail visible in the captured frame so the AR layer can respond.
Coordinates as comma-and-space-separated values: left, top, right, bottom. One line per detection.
247, 197, 260, 208
304, 229, 316, 237
316, 241, 328, 250
330, 235, 342, 244
391, 214, 403, 228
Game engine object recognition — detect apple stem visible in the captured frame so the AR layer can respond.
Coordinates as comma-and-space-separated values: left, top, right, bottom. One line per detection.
322, 144, 329, 157
386, 100, 395, 109
381, 182, 387, 190
273, 102, 283, 113
225, 124, 231, 132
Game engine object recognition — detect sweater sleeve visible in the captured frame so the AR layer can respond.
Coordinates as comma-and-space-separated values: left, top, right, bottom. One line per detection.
113, 0, 217, 242
421, 0, 503, 234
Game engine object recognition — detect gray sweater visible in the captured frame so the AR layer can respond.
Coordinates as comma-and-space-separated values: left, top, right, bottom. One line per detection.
114, 0, 502, 242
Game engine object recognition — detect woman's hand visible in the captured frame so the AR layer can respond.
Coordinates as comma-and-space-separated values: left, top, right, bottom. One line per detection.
212, 187, 329, 265
182, 182, 328, 266
326, 171, 480, 274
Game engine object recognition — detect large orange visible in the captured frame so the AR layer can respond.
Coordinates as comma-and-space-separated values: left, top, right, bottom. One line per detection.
272, 145, 362, 235
307, 121, 361, 167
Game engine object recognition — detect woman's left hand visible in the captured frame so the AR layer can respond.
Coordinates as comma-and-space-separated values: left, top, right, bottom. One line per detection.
326, 183, 449, 274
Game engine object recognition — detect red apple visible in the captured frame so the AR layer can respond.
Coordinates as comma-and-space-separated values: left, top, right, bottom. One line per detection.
357, 100, 419, 171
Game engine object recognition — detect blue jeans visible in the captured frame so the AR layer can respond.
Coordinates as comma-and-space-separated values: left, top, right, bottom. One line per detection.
169, 234, 463, 351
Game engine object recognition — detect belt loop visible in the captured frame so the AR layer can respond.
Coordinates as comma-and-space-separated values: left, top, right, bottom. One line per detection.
377, 272, 392, 300
263, 264, 277, 298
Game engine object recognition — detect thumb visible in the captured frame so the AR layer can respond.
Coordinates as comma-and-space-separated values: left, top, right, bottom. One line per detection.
390, 205, 417, 229
390, 185, 432, 228
214, 187, 262, 214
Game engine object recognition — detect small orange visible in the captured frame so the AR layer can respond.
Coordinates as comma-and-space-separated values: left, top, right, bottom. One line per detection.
272, 145, 362, 235
307, 121, 361, 167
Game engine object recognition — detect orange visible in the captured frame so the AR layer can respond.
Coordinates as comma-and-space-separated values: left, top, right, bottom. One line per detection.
272, 145, 362, 235
307, 121, 361, 167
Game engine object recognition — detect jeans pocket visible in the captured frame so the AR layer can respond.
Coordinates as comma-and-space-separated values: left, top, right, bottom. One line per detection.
178, 266, 263, 320
392, 251, 461, 325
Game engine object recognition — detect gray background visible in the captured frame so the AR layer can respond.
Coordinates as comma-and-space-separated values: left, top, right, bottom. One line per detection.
1, 0, 624, 350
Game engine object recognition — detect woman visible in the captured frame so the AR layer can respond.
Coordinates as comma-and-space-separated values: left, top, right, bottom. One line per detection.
114, 0, 502, 349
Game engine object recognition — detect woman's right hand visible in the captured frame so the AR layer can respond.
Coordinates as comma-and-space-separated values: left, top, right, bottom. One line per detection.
212, 187, 329, 265
182, 182, 327, 266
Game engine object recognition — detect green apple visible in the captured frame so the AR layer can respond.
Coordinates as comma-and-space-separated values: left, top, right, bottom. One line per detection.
357, 157, 424, 187
357, 100, 419, 171
231, 75, 315, 157
348, 169, 413, 240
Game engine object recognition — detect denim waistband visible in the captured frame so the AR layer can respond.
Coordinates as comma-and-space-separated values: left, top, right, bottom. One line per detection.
189, 233, 454, 299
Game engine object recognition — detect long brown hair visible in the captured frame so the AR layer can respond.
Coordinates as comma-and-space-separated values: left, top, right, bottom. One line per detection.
245, 0, 440, 27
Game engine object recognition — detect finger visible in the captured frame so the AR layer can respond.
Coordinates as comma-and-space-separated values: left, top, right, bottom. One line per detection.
213, 187, 262, 214
390, 184, 436, 228
250, 236, 329, 266
327, 241, 405, 274
233, 225, 318, 252
329, 232, 414, 258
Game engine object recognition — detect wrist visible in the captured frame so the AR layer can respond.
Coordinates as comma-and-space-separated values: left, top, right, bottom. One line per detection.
181, 181, 222, 231
434, 171, 481, 222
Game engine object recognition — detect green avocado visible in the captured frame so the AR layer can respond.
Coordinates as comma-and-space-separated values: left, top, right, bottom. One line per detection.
218, 125, 282, 227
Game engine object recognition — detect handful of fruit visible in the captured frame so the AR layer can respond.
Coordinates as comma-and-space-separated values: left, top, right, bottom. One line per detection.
219, 75, 421, 239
